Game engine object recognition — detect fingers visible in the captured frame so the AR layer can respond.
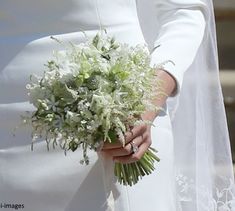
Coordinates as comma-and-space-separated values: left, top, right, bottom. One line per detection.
102, 135, 144, 157
102, 132, 152, 164
102, 141, 123, 150
113, 141, 151, 164
101, 123, 152, 164
102, 125, 147, 150
124, 124, 147, 144
102, 124, 148, 150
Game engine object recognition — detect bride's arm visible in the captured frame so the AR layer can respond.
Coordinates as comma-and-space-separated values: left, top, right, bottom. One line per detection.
102, 0, 208, 163
150, 0, 208, 98
141, 0, 208, 122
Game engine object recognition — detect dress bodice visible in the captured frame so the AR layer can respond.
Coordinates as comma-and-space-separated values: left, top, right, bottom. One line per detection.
0, 0, 145, 103
0, 0, 138, 38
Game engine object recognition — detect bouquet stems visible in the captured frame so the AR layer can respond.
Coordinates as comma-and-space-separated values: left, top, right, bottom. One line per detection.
114, 147, 160, 186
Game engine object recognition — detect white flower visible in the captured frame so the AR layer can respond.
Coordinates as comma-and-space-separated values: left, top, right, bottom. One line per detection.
24, 32, 164, 186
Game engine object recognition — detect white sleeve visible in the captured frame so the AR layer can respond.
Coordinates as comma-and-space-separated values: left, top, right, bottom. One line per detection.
150, 0, 208, 96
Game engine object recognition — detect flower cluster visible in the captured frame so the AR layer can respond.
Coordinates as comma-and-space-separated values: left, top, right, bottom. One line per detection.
23, 32, 164, 186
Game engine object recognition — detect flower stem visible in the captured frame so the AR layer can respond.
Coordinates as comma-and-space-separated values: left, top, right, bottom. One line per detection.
114, 147, 160, 186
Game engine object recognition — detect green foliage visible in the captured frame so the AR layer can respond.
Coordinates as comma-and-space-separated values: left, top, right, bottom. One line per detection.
24, 32, 165, 186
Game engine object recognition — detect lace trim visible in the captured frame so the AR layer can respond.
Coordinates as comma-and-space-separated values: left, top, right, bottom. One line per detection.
176, 173, 235, 210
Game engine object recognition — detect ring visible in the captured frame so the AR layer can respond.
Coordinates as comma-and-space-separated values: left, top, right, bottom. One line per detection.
130, 141, 139, 154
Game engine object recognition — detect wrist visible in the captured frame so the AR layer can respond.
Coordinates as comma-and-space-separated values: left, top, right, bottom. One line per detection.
141, 110, 158, 123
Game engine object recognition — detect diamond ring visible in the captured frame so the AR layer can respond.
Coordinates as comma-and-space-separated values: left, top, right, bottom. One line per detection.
130, 141, 139, 154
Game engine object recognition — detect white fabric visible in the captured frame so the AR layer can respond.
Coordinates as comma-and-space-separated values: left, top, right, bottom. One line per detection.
150, 0, 207, 96
0, 0, 234, 210
138, 0, 235, 210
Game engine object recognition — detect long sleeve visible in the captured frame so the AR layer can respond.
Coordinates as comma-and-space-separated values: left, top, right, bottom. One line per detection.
150, 0, 208, 96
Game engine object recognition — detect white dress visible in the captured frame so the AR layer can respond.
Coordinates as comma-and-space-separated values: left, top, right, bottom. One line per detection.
0, 0, 206, 210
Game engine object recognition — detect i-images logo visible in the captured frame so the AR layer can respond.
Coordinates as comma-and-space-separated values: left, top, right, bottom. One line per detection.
0, 203, 24, 210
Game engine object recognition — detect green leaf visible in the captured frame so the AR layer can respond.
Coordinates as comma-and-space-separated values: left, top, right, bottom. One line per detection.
108, 129, 118, 143
68, 140, 79, 152
53, 81, 78, 102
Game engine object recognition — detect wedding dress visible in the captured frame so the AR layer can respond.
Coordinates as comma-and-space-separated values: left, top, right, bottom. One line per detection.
1, 0, 234, 210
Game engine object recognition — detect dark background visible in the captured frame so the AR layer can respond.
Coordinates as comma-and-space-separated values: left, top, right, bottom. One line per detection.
214, 0, 235, 162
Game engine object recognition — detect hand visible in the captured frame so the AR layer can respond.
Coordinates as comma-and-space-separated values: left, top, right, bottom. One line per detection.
101, 69, 176, 164
101, 111, 157, 164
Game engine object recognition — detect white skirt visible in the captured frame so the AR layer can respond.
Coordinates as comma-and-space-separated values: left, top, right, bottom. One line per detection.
0, 104, 177, 211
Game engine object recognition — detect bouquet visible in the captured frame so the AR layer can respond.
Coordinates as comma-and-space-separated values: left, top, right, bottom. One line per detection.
22, 32, 167, 186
